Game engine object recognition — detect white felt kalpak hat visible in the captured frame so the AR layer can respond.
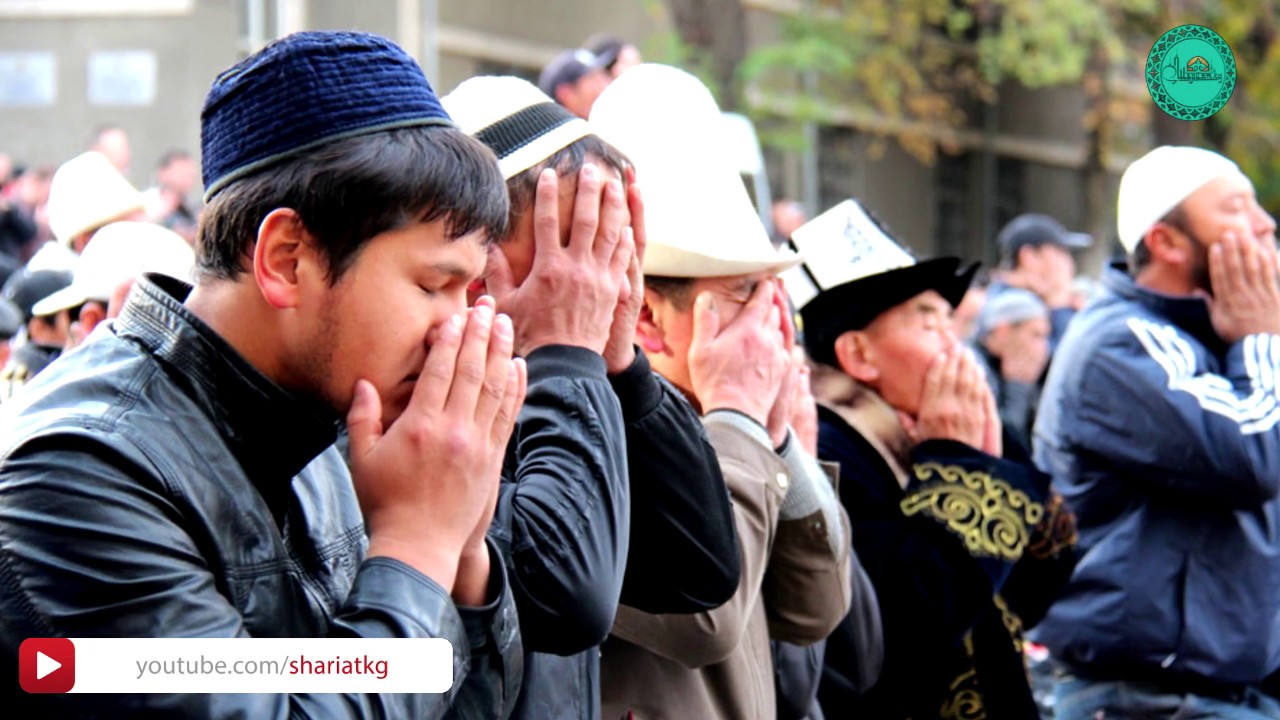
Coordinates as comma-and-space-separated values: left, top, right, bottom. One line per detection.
590, 64, 800, 278
442, 75, 592, 180
33, 222, 195, 316
787, 199, 976, 366
1117, 146, 1247, 253
46, 151, 145, 247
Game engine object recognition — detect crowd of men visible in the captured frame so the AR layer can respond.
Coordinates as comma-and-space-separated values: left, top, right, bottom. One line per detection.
0, 28, 1277, 720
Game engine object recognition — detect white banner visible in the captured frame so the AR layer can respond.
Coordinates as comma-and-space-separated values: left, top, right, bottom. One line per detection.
18, 637, 453, 694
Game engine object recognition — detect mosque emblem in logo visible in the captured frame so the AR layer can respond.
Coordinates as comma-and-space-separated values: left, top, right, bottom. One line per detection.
1146, 24, 1236, 121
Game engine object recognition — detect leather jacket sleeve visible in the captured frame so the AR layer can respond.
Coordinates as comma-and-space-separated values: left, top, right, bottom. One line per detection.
489, 345, 629, 656
0, 436, 521, 719
608, 351, 740, 613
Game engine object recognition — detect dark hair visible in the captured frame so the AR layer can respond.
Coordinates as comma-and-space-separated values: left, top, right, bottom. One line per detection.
645, 276, 696, 311
196, 125, 509, 282
1130, 204, 1187, 275
504, 134, 631, 234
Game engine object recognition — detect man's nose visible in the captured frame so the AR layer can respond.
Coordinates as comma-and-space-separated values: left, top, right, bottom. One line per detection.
1254, 205, 1278, 239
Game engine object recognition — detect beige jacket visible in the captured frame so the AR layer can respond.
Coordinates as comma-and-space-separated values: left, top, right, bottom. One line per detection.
600, 415, 853, 720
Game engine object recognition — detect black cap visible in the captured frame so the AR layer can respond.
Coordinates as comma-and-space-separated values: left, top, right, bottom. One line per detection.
2, 268, 73, 322
538, 49, 606, 97
800, 257, 977, 367
997, 213, 1091, 262
584, 34, 625, 69
0, 298, 21, 339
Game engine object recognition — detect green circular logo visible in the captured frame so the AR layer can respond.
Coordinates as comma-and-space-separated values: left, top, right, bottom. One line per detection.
1146, 25, 1236, 121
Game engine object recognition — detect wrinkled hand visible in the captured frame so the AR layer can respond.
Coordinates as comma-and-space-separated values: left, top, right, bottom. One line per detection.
347, 297, 528, 598
765, 285, 800, 447
1204, 232, 1280, 344
786, 348, 820, 455
603, 170, 647, 374
690, 279, 790, 428
487, 165, 634, 357
904, 348, 993, 451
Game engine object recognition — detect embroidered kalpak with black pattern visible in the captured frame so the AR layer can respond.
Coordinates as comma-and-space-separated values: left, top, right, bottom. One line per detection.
442, 76, 593, 180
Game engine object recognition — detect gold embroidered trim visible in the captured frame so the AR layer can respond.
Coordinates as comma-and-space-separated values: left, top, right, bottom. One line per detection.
993, 593, 1026, 653
940, 633, 986, 720
901, 462, 1044, 560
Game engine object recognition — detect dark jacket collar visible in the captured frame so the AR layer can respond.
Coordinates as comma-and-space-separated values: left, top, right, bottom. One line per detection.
114, 274, 342, 492
1103, 263, 1225, 354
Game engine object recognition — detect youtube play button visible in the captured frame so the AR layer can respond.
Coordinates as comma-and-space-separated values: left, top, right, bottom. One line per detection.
19, 638, 75, 693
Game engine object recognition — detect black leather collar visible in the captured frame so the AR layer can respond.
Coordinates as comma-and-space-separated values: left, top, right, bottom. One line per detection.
114, 274, 342, 494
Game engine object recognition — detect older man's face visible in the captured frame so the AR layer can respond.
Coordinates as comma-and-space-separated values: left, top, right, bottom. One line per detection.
645, 270, 781, 395
856, 290, 959, 417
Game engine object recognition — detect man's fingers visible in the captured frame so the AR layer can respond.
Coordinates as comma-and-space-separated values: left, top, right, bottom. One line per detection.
593, 177, 627, 264
1238, 232, 1265, 292
492, 357, 528, 448
922, 351, 948, 405
568, 163, 603, 256
610, 228, 635, 287
445, 300, 496, 415
1261, 243, 1280, 295
1217, 233, 1244, 296
732, 277, 776, 329
624, 227, 643, 298
412, 312, 464, 412
766, 303, 782, 347
775, 283, 796, 351
473, 312, 515, 426
956, 347, 980, 399
346, 379, 384, 461
627, 180, 648, 267
1208, 242, 1228, 303
935, 349, 962, 399
533, 168, 562, 255
690, 291, 721, 354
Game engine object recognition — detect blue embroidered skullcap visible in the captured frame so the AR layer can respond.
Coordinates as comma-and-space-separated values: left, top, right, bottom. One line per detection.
201, 31, 454, 200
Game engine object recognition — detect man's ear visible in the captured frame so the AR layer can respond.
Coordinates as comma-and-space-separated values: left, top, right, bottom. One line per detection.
636, 288, 669, 355
834, 330, 878, 385
1144, 225, 1190, 267
78, 301, 107, 336
253, 208, 312, 310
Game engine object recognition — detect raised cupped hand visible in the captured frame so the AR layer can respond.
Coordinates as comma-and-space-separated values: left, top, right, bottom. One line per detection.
487, 164, 635, 358
689, 279, 791, 430
346, 296, 528, 599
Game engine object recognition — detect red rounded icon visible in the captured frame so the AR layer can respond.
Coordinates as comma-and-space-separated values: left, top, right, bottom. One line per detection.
19, 637, 75, 693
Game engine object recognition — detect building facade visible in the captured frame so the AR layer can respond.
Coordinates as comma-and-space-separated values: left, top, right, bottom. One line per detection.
0, 0, 1123, 271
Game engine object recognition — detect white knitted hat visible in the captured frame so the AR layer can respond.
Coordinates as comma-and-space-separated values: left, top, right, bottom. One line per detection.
1117, 146, 1246, 253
